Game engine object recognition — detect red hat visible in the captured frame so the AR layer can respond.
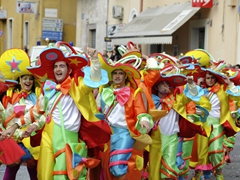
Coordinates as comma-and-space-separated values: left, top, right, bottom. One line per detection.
222, 68, 240, 85
27, 46, 88, 84
154, 64, 187, 87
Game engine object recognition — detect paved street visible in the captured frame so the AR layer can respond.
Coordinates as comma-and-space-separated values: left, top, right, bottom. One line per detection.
0, 132, 240, 180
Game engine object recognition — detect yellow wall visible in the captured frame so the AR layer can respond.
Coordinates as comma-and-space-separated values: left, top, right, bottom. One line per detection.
0, 0, 77, 54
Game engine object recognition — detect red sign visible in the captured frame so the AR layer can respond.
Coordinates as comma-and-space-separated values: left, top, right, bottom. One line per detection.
192, 0, 213, 8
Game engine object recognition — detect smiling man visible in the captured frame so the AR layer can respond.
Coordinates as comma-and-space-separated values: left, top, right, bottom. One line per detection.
0, 44, 111, 180
97, 53, 154, 180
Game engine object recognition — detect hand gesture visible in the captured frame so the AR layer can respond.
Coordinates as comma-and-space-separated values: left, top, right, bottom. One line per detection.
0, 124, 19, 141
186, 76, 194, 85
222, 75, 231, 85
87, 47, 98, 60
140, 120, 151, 133
21, 124, 38, 138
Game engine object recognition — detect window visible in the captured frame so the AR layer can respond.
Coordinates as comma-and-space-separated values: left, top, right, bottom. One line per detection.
24, 21, 29, 52
90, 29, 96, 48
8, 19, 13, 49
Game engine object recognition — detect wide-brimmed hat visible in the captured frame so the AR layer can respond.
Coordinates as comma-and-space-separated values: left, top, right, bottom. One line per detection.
203, 60, 227, 84
202, 68, 226, 84
98, 53, 140, 89
221, 68, 240, 85
149, 52, 179, 65
27, 47, 88, 83
184, 49, 214, 68
178, 56, 206, 83
154, 64, 187, 87
117, 41, 142, 58
178, 55, 197, 65
0, 49, 32, 81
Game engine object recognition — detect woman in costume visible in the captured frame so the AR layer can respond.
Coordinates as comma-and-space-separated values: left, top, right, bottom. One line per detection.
0, 49, 40, 180
190, 59, 240, 180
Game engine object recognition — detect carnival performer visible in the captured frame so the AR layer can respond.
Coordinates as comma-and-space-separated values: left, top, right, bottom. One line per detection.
96, 52, 155, 180
115, 45, 168, 180
0, 49, 40, 180
221, 67, 240, 164
0, 43, 111, 180
175, 50, 213, 180
190, 60, 240, 180
148, 59, 211, 180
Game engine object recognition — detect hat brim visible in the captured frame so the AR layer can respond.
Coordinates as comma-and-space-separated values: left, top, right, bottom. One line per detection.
154, 73, 187, 87
27, 48, 88, 83
203, 68, 226, 84
179, 56, 196, 64
222, 68, 240, 85
98, 53, 140, 89
121, 50, 142, 58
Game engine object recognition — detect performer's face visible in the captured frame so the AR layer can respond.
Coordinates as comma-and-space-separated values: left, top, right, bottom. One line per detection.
111, 69, 126, 88
197, 77, 205, 88
20, 75, 34, 92
54, 61, 71, 83
205, 72, 216, 87
156, 81, 171, 97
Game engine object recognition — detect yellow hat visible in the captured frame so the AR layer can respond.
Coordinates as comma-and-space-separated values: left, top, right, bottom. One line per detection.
185, 49, 213, 68
0, 49, 31, 80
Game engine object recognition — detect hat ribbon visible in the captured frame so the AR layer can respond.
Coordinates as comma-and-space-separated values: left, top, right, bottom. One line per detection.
102, 87, 130, 106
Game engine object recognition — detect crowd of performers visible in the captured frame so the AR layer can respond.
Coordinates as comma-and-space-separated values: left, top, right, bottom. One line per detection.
0, 41, 239, 180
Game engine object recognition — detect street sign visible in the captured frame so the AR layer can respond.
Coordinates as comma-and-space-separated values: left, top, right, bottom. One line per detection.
104, 37, 111, 42
42, 18, 63, 40
0, 10, 7, 19
42, 27, 63, 32
192, 0, 213, 8
107, 24, 125, 37
0, 29, 3, 38
42, 31, 62, 41
16, 1, 37, 14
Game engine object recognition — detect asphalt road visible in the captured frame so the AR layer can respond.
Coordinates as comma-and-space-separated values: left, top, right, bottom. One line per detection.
0, 133, 240, 180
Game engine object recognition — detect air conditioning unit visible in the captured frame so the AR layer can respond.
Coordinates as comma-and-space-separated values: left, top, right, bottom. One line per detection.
113, 6, 123, 19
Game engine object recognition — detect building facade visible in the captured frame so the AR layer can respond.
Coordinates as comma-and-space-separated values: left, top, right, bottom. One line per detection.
0, 0, 77, 54
101, 0, 240, 65
0, 0, 240, 66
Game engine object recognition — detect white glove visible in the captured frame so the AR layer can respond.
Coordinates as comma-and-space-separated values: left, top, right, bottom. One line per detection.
90, 59, 102, 81
145, 58, 163, 70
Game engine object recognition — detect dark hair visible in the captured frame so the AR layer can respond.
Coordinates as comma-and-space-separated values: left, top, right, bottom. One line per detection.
235, 64, 240, 69
14, 75, 36, 92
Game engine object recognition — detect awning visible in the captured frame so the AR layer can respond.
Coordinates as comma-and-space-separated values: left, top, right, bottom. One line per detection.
111, 1, 200, 45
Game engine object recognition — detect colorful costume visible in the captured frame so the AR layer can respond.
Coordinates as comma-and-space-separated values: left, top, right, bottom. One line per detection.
190, 67, 240, 180
15, 45, 111, 180
146, 60, 211, 180
0, 49, 40, 180
97, 53, 154, 180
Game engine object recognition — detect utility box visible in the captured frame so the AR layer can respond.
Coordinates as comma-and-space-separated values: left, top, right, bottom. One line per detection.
112, 6, 123, 20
